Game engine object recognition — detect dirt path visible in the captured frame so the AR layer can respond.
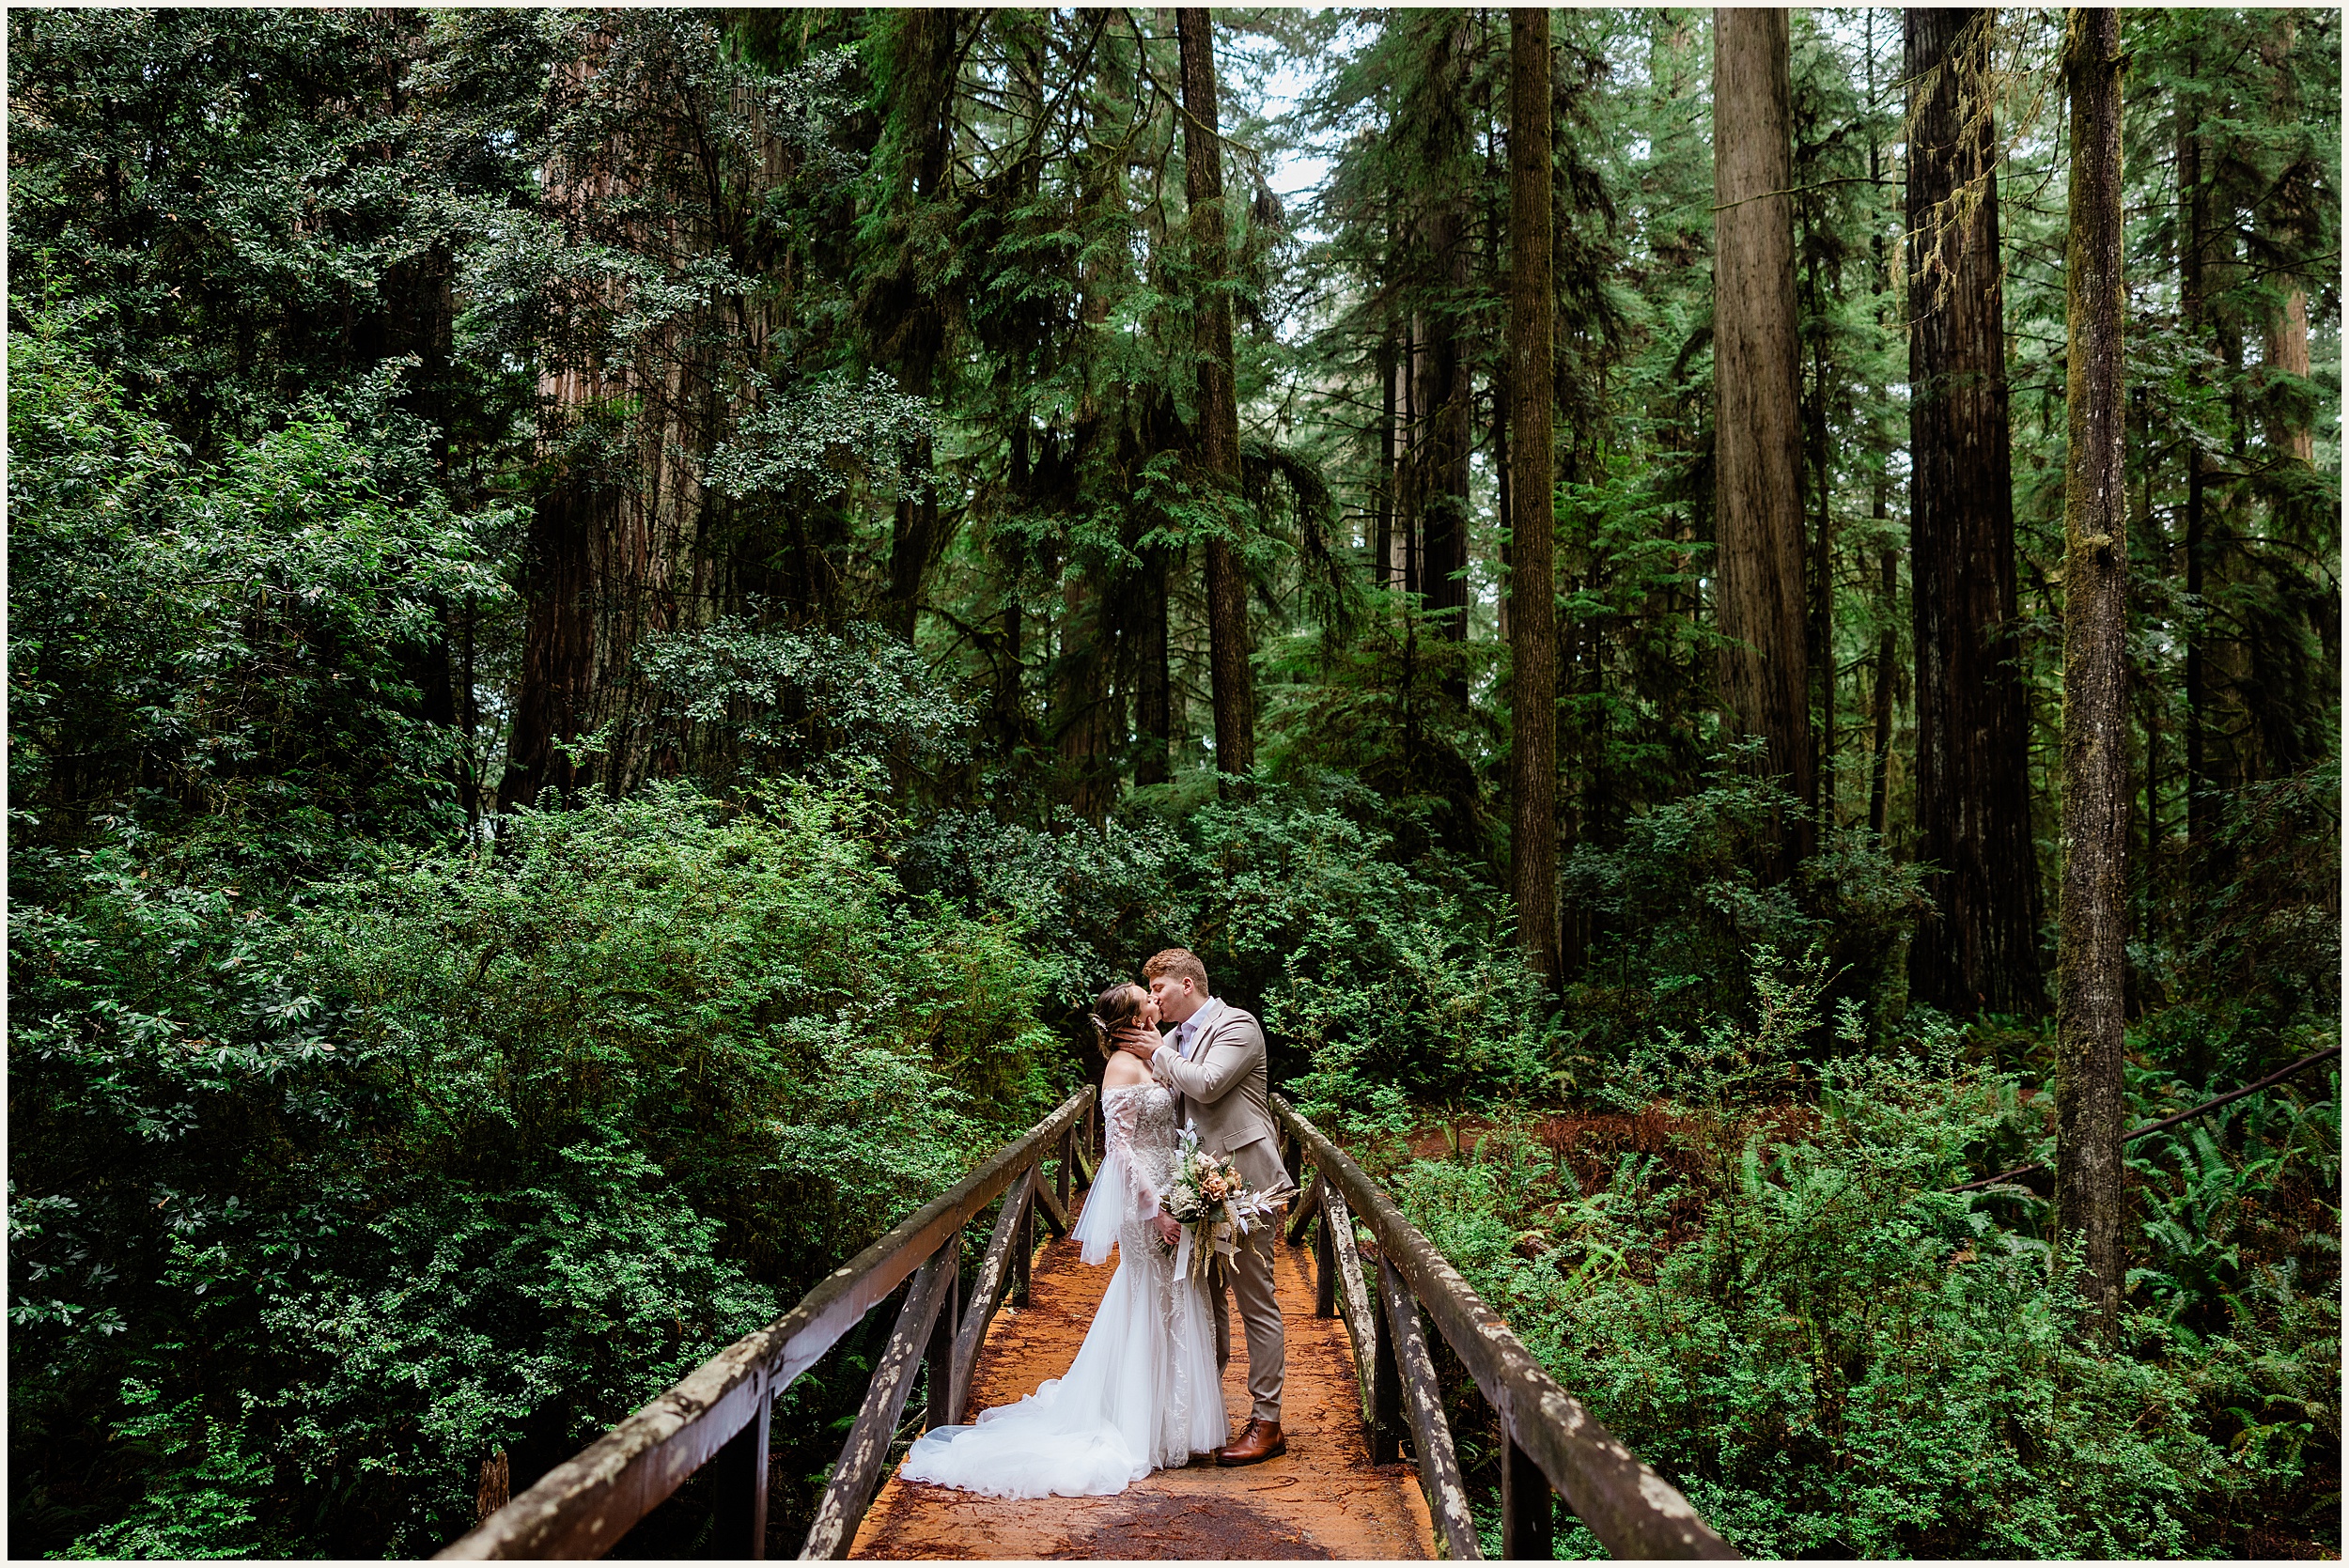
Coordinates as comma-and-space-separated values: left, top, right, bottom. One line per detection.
849, 1198, 1436, 1560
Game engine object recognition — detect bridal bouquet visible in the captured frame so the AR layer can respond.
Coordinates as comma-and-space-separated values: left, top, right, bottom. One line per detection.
1159, 1124, 1281, 1280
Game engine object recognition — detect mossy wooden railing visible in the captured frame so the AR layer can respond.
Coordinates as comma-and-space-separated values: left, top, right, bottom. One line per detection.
439, 1082, 1736, 1560
437, 1087, 1097, 1560
1273, 1095, 1737, 1560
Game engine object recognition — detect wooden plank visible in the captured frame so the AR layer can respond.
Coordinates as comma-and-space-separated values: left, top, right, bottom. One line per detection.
799, 1240, 960, 1560
1378, 1257, 1480, 1561
708, 1390, 771, 1560
1271, 1096, 1737, 1560
1054, 1127, 1071, 1216
1322, 1189, 1378, 1432
1285, 1172, 1326, 1246
437, 1088, 1092, 1561
948, 1169, 1034, 1422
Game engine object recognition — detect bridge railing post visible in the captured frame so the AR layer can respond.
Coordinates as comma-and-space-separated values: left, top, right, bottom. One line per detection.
1366, 1244, 1403, 1467
1501, 1435, 1554, 1561
1313, 1197, 1336, 1318
708, 1386, 770, 1560
923, 1227, 962, 1433
1266, 1094, 1736, 1561
435, 1088, 1095, 1563
1010, 1178, 1034, 1307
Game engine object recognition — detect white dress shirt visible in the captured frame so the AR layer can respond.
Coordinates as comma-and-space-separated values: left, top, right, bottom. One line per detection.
1169, 996, 1225, 1062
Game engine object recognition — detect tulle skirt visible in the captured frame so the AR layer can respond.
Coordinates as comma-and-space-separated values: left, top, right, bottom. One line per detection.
897, 1236, 1225, 1499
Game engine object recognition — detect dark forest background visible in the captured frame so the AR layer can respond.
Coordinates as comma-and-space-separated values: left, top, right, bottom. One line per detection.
8, 8, 2339, 1558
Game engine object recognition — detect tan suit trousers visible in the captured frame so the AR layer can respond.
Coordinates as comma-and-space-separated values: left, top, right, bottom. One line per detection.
1209, 1200, 1285, 1422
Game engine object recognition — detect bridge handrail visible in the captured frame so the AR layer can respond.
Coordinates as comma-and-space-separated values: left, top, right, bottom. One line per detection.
1271, 1094, 1738, 1560
438, 1085, 1097, 1560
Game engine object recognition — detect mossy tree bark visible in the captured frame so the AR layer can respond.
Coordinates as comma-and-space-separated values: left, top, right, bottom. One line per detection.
882, 8, 957, 645
1904, 8, 2046, 1017
1419, 13, 1475, 709
1176, 6, 1255, 785
1712, 8, 1813, 867
2056, 5, 2128, 1341
1507, 8, 1559, 986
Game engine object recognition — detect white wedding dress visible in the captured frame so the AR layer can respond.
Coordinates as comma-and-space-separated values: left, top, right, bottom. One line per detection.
896, 1082, 1227, 1498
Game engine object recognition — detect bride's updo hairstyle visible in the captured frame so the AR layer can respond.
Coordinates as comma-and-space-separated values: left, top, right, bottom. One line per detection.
1087, 982, 1148, 1060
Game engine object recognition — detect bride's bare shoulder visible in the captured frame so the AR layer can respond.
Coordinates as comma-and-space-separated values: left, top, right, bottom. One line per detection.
1100, 1054, 1151, 1092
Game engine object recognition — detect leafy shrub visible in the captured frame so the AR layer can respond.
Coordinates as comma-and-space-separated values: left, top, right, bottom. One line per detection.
8, 782, 1060, 1557
8, 306, 509, 875
903, 788, 1558, 1129
1385, 954, 2340, 1559
1561, 757, 1930, 1067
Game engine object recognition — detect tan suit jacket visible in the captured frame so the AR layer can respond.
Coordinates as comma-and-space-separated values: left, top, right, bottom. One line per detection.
1151, 999, 1294, 1200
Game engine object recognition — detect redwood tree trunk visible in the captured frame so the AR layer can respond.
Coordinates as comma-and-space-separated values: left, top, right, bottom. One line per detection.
1376, 330, 1398, 587
504, 483, 599, 807
2055, 5, 2127, 1341
2178, 107, 2214, 853
883, 9, 957, 645
1508, 8, 1560, 986
1712, 8, 1812, 862
1176, 6, 1254, 784
1905, 7, 2046, 1016
1420, 14, 1474, 707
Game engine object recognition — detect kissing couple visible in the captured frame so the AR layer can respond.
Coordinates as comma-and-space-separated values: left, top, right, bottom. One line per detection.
897, 948, 1293, 1498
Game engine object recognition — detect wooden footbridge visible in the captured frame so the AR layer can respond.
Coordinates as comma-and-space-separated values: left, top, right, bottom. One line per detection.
438, 1088, 1735, 1560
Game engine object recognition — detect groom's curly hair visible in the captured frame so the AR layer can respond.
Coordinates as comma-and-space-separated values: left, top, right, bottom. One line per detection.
1142, 948, 1210, 993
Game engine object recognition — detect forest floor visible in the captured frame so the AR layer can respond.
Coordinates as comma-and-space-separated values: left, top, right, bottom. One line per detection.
849, 1197, 1435, 1560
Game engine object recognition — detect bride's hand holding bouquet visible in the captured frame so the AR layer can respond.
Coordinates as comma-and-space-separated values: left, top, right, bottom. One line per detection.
1159, 1124, 1279, 1277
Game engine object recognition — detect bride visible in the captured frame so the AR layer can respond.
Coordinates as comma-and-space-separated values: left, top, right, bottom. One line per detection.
897, 982, 1226, 1498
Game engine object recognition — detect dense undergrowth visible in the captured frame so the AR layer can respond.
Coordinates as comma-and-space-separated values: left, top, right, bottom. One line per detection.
10, 292, 2340, 1562
1363, 958, 2341, 1559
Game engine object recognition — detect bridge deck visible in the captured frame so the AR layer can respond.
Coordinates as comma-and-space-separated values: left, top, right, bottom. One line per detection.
849, 1196, 1438, 1560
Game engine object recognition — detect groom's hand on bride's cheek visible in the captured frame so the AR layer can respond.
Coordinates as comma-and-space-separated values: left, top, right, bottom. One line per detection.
1114, 1024, 1159, 1061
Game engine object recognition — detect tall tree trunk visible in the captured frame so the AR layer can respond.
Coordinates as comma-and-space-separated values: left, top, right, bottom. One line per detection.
2266, 287, 2313, 463
2055, 5, 2127, 1342
1175, 6, 1254, 784
1905, 7, 2046, 1017
1376, 331, 1398, 587
1493, 367, 1512, 649
1056, 23, 1114, 820
1508, 8, 1560, 986
1809, 322, 1835, 826
1864, 40, 1896, 846
884, 9, 957, 644
1134, 543, 1173, 785
1055, 568, 1115, 822
992, 425, 1032, 754
1403, 314, 1423, 598
2178, 105, 2214, 853
1712, 8, 1812, 862
2260, 17, 2312, 465
505, 483, 599, 807
1869, 541, 1897, 840
1421, 14, 1474, 706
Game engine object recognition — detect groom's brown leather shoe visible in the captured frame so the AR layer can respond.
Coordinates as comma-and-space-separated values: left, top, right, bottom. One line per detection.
1215, 1419, 1286, 1466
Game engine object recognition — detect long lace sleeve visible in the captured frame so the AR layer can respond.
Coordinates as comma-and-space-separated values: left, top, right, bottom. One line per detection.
1068, 1088, 1161, 1265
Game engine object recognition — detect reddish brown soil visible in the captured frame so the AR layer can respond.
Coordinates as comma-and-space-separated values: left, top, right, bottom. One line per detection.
849, 1199, 1435, 1560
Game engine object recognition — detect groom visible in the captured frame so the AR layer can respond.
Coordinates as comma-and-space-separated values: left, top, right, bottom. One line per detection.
1115, 948, 1293, 1465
